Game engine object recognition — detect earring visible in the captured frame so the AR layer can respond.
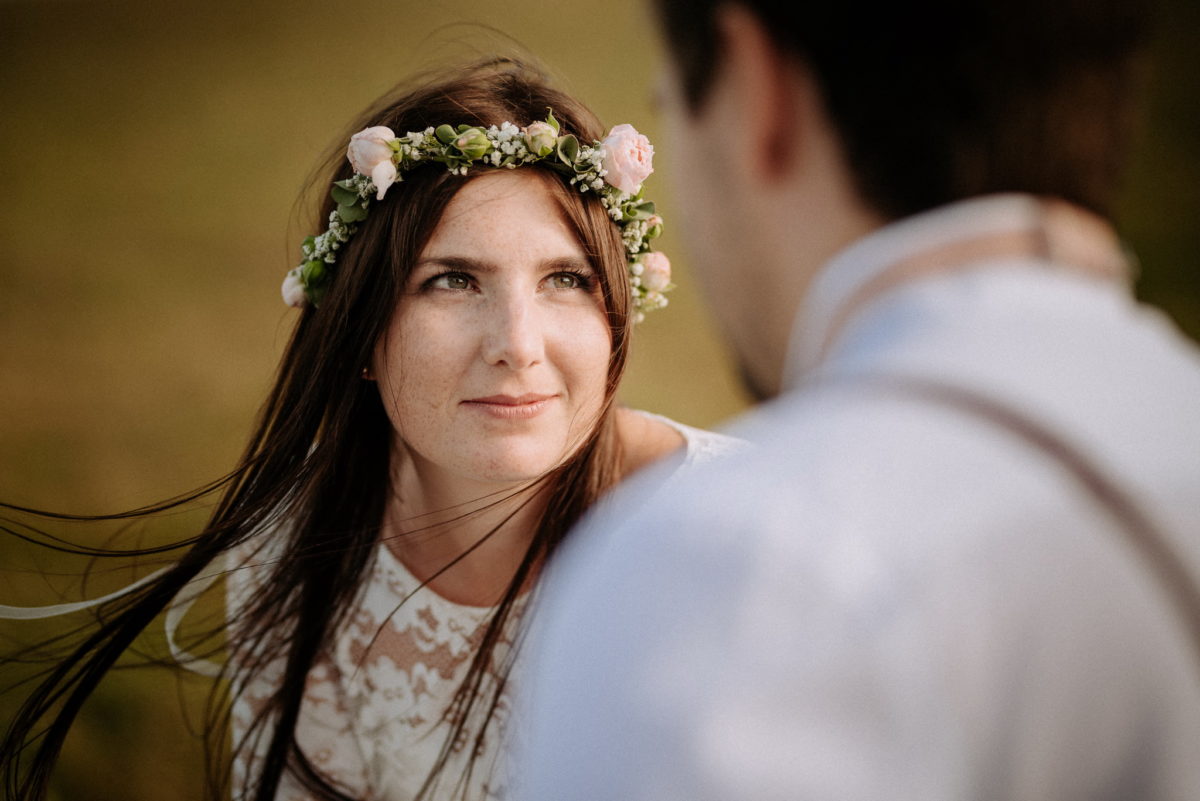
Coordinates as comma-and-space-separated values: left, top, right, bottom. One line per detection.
361, 366, 374, 380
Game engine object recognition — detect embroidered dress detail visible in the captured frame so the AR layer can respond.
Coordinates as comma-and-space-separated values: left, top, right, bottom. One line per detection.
230, 542, 523, 801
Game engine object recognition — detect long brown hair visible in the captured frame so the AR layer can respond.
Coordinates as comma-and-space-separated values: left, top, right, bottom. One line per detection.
1, 57, 632, 801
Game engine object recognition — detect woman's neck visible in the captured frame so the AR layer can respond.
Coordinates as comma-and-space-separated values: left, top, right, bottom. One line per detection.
380, 445, 548, 607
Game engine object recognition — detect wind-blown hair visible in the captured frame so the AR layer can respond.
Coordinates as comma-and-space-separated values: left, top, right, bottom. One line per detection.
1, 57, 632, 801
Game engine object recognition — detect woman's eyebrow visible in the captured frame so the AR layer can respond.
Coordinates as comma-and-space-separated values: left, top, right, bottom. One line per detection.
414, 255, 499, 272
415, 255, 594, 272
542, 255, 594, 272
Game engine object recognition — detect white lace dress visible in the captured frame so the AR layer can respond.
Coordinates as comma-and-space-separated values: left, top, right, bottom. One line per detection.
227, 413, 744, 801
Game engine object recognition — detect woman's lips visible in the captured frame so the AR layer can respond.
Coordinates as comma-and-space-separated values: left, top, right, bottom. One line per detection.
462, 394, 557, 420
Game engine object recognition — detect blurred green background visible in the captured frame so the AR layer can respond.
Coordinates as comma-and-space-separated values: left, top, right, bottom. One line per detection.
1, 0, 1196, 799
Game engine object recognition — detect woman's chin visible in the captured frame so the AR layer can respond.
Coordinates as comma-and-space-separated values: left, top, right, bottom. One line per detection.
464, 461, 558, 487
458, 446, 574, 487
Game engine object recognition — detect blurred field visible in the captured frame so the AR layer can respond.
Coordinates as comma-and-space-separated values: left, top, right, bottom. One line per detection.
1, 0, 1197, 799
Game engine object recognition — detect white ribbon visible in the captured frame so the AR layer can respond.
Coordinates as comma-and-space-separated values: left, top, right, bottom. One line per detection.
0, 566, 171, 620
164, 558, 226, 677
0, 557, 227, 678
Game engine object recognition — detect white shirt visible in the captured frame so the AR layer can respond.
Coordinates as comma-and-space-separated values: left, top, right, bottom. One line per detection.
518, 195, 1200, 801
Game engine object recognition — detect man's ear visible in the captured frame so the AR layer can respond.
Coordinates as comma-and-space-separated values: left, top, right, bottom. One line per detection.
712, 3, 808, 184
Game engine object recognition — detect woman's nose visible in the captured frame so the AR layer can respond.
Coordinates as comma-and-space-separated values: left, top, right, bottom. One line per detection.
481, 293, 544, 369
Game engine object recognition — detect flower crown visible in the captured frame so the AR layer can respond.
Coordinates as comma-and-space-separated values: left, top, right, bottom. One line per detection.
282, 111, 671, 321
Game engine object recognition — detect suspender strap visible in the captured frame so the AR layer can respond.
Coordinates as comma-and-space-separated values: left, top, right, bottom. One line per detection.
847, 375, 1200, 674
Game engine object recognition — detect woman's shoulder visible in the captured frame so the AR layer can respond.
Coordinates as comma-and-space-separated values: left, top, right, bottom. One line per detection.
616, 407, 748, 477
635, 409, 749, 465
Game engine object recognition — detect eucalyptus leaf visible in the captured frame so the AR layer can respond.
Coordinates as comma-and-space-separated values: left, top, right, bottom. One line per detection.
337, 203, 368, 223
333, 178, 358, 190
627, 202, 655, 221
557, 134, 580, 164
330, 185, 360, 206
547, 108, 560, 134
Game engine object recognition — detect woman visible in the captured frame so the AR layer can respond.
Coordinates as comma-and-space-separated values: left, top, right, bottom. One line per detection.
1, 58, 740, 800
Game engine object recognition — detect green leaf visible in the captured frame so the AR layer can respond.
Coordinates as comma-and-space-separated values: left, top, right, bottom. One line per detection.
556, 134, 580, 164
435, 124, 457, 144
546, 108, 560, 134
301, 235, 316, 251
330, 184, 360, 206
337, 203, 368, 223
301, 259, 326, 284
626, 201, 656, 221
333, 178, 358, 190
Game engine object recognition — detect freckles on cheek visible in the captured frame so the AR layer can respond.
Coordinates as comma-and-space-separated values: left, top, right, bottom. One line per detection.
397, 344, 455, 413
396, 315, 474, 425
559, 326, 612, 416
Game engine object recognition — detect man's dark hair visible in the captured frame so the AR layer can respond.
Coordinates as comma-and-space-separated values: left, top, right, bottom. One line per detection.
654, 0, 1154, 219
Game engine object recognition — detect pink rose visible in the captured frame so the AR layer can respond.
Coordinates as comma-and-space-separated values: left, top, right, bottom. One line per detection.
346, 126, 398, 200
524, 121, 556, 157
641, 251, 671, 292
601, 123, 654, 194
645, 213, 664, 238
281, 272, 307, 308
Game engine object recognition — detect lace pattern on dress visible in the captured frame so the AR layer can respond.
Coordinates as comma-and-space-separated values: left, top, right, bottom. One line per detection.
230, 540, 525, 801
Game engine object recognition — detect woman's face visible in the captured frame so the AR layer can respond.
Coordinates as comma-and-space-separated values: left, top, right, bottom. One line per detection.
373, 170, 612, 488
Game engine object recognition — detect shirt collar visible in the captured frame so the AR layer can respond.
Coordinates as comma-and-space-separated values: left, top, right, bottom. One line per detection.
782, 194, 1057, 390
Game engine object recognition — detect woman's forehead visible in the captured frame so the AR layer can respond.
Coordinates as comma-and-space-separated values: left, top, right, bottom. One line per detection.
422, 171, 582, 258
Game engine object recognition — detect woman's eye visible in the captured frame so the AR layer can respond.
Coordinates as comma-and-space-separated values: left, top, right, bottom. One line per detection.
548, 272, 591, 290
430, 272, 472, 291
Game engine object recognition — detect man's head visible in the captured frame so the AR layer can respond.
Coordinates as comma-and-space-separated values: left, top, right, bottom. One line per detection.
652, 0, 1153, 398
